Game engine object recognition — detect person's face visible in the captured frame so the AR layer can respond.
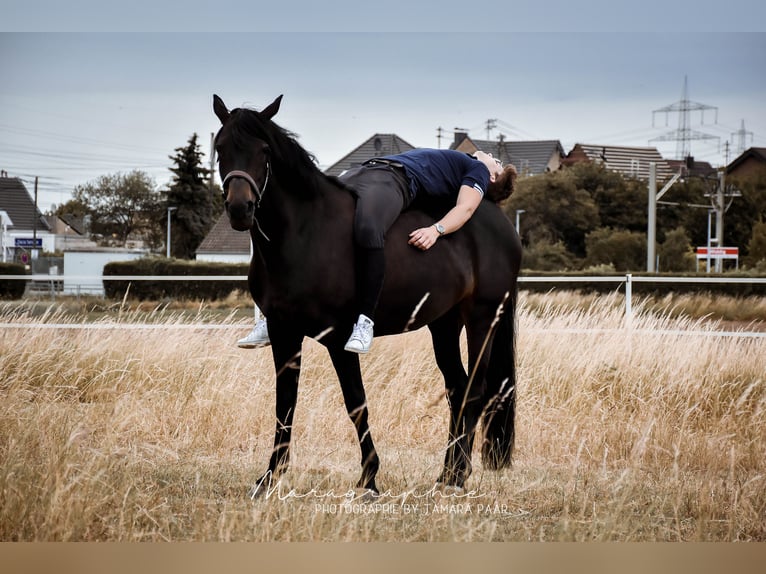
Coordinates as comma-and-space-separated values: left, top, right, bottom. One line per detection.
474, 151, 503, 181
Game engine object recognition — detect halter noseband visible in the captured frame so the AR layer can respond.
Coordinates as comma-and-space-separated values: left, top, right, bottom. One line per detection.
222, 162, 270, 206
221, 162, 272, 242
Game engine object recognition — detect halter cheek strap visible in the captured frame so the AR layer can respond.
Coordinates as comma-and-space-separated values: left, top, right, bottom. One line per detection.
222, 163, 272, 242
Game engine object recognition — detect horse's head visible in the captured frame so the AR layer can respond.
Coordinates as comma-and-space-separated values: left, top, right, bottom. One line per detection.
213, 94, 282, 231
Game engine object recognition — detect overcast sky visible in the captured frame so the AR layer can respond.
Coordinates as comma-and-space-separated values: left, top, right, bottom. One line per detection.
1, 5, 765, 212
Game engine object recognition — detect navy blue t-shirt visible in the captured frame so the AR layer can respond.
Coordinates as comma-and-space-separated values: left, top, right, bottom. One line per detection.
377, 149, 489, 200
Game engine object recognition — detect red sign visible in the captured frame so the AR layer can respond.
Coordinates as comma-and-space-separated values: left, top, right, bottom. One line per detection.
696, 247, 739, 259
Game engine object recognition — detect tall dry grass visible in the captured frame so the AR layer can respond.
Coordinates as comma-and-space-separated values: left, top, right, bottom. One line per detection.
0, 293, 764, 541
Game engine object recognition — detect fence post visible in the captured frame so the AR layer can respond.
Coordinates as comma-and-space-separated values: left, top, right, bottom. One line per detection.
625, 273, 633, 329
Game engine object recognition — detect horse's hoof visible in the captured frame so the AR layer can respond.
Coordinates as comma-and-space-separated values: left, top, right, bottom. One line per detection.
247, 474, 277, 500
352, 488, 379, 503
432, 482, 466, 500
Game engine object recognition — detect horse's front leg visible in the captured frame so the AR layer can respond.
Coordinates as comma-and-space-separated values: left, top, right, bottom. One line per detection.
328, 348, 380, 494
248, 326, 304, 499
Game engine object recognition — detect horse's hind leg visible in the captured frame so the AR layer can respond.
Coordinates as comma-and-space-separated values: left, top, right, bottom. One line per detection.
249, 328, 303, 499
441, 304, 498, 489
427, 309, 473, 488
329, 348, 380, 494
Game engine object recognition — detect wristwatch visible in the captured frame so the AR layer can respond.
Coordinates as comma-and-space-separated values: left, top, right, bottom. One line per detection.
434, 223, 445, 236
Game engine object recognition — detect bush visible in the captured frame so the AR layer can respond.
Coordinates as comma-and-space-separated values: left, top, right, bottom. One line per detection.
658, 227, 695, 272
103, 257, 249, 300
0, 263, 28, 299
522, 241, 577, 271
745, 220, 766, 267
585, 227, 646, 271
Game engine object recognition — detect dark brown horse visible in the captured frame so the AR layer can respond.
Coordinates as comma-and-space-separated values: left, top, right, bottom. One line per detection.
213, 94, 521, 496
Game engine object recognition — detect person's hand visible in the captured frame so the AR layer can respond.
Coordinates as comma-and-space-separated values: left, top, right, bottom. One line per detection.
408, 225, 440, 251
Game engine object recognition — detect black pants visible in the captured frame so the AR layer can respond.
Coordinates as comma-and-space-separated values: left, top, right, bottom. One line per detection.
339, 163, 413, 319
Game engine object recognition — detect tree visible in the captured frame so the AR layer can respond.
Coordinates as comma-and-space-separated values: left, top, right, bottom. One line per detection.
745, 219, 766, 266
658, 226, 695, 272
68, 170, 161, 247
165, 133, 217, 259
724, 166, 766, 258
573, 163, 647, 233
505, 166, 599, 258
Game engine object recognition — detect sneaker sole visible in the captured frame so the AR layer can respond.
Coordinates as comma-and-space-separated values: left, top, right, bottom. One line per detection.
237, 342, 271, 349
343, 344, 370, 354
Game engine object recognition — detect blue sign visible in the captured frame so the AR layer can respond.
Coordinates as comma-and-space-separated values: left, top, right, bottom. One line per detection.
14, 237, 43, 248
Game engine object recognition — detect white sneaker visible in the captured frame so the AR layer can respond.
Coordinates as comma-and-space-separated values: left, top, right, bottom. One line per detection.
344, 315, 374, 354
237, 319, 270, 348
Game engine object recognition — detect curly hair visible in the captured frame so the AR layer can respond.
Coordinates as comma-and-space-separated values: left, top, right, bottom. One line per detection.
486, 164, 518, 204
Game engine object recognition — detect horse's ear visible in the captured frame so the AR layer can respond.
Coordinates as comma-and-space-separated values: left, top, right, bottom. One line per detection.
213, 94, 230, 124
260, 95, 283, 120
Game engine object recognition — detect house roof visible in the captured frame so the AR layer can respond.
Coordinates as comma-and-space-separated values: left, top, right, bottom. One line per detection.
451, 134, 564, 176
0, 176, 51, 232
666, 158, 718, 179
324, 133, 416, 176
726, 147, 766, 175
562, 143, 676, 181
196, 211, 250, 255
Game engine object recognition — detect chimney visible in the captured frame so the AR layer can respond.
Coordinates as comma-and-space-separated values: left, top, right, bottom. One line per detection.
453, 130, 469, 147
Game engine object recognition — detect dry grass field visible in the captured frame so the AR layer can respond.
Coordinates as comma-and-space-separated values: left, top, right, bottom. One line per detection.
0, 291, 764, 541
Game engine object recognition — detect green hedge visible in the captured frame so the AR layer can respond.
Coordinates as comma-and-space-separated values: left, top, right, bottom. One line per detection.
103, 258, 249, 301
519, 271, 766, 298
0, 262, 28, 299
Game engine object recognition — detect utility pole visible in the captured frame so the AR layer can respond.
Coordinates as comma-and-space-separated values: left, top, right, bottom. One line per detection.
485, 119, 497, 140
33, 176, 39, 260
647, 162, 685, 272
436, 126, 445, 149
647, 163, 657, 272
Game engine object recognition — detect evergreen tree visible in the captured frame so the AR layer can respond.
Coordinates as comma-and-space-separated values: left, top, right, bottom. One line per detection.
165, 134, 215, 259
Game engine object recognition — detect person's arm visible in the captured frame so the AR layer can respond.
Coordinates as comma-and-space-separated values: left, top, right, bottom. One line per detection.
408, 185, 483, 251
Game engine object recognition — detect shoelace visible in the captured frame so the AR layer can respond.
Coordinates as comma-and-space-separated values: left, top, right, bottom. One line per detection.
350, 322, 372, 341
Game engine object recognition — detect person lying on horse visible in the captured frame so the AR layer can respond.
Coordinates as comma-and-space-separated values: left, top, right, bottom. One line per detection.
237, 147, 518, 354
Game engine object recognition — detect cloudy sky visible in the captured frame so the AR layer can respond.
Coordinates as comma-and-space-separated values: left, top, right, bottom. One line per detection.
1, 4, 765, 212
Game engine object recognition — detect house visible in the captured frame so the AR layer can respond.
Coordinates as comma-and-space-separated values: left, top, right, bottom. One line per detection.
666, 157, 718, 180
450, 131, 565, 177
45, 213, 100, 252
562, 143, 676, 181
0, 173, 53, 262
726, 147, 766, 181
195, 209, 251, 263
324, 133, 416, 176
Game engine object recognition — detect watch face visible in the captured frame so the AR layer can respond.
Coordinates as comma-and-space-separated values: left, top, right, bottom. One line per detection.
435, 223, 445, 235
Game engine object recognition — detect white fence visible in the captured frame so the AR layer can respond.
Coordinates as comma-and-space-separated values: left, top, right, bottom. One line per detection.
3, 273, 766, 338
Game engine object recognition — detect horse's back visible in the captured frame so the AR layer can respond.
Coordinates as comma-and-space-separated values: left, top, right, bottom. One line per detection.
375, 200, 520, 334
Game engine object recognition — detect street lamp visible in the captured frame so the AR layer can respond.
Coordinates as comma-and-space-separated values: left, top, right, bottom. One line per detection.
515, 209, 525, 234
166, 206, 177, 258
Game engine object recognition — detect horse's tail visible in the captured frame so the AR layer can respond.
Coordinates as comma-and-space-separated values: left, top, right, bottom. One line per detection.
481, 289, 517, 470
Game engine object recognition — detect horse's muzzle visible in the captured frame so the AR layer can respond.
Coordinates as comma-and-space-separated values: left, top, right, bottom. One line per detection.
225, 199, 255, 231
224, 177, 257, 231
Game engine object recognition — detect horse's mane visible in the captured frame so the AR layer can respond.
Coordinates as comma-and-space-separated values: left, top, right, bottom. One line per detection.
225, 107, 333, 198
